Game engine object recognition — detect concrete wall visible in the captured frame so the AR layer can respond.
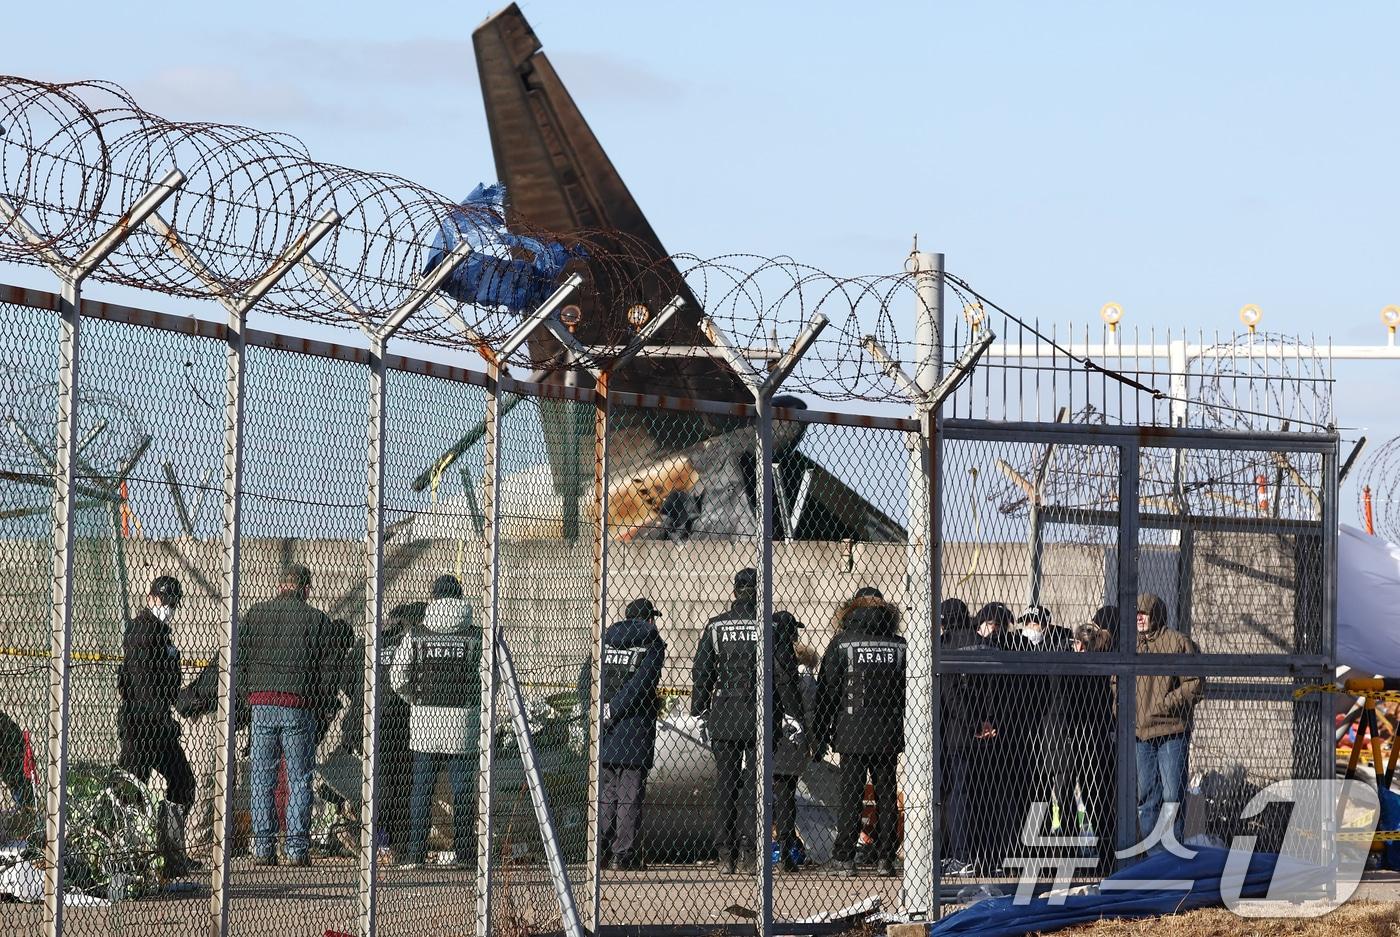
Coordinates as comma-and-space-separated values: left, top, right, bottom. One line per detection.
0, 530, 1321, 824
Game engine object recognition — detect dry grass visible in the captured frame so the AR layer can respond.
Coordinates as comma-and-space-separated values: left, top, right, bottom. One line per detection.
1044, 899, 1400, 937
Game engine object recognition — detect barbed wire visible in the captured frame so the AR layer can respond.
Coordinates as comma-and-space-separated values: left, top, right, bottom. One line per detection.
0, 75, 1336, 420
1358, 435, 1400, 542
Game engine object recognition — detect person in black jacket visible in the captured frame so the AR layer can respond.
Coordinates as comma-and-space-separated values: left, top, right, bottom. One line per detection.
965, 602, 1014, 873
1070, 620, 1117, 872
814, 587, 906, 878
578, 597, 666, 870
238, 564, 335, 867
118, 575, 196, 813
938, 597, 976, 876
333, 601, 422, 860
1015, 604, 1070, 851
691, 568, 761, 874
770, 610, 808, 874
0, 708, 34, 814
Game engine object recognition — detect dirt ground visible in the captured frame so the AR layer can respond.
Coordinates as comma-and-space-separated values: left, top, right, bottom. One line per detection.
1043, 899, 1400, 937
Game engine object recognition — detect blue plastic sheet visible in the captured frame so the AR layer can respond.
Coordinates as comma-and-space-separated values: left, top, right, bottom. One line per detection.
929, 847, 1311, 937
1378, 785, 1400, 870
422, 183, 584, 313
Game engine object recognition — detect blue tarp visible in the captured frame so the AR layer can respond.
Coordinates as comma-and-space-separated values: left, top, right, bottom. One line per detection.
929, 846, 1321, 937
1379, 785, 1400, 870
422, 183, 585, 313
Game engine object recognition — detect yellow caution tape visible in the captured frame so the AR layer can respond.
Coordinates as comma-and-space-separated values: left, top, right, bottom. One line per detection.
0, 646, 698, 697
1294, 683, 1400, 705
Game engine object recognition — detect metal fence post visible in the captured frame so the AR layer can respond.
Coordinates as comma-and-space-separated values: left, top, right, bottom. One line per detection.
586, 373, 610, 932
309, 237, 473, 937
43, 275, 81, 937
1114, 442, 1140, 866
927, 404, 943, 921
1320, 442, 1340, 869
754, 393, 775, 935
211, 300, 248, 937
475, 363, 503, 937
701, 311, 825, 937
360, 334, 390, 937
901, 250, 942, 916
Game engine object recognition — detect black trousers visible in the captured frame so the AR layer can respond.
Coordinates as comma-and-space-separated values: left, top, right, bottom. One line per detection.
711, 741, 754, 857
379, 734, 413, 854
119, 716, 195, 810
834, 752, 897, 862
773, 773, 798, 852
600, 764, 648, 859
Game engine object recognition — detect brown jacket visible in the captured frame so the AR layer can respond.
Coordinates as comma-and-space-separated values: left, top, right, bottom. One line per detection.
1135, 624, 1204, 740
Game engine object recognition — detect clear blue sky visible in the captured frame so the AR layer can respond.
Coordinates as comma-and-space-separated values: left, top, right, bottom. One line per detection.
3, 0, 1397, 525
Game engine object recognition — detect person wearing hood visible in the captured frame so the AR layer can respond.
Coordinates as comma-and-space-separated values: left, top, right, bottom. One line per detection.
971, 601, 1013, 650
939, 597, 974, 650
814, 587, 906, 878
390, 574, 481, 868
578, 597, 666, 870
1135, 593, 1203, 845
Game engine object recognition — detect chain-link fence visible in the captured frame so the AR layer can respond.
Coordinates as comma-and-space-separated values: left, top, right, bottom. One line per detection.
0, 284, 1338, 937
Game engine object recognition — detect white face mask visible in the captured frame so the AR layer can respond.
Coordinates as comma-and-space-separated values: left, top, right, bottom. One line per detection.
152, 603, 173, 623
1023, 626, 1044, 645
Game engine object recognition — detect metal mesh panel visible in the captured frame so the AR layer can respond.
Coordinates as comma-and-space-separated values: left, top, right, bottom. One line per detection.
0, 299, 56, 936
0, 283, 1341, 933
1186, 677, 1328, 857
488, 390, 593, 935
55, 316, 226, 936
374, 365, 487, 936
228, 345, 367, 937
940, 436, 1123, 892
591, 400, 761, 927
1138, 447, 1326, 656
767, 418, 928, 922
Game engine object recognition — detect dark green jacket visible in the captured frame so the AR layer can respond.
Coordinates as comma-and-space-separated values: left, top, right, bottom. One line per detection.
237, 593, 336, 710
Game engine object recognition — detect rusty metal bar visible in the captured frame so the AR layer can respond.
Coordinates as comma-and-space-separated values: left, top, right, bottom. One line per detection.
475, 362, 503, 937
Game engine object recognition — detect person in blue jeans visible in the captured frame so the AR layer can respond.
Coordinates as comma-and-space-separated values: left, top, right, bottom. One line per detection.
237, 564, 336, 867
390, 575, 481, 867
1134, 593, 1203, 850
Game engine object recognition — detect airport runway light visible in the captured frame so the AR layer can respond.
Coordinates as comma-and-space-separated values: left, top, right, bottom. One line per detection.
1382, 305, 1400, 343
1100, 302, 1123, 336
962, 301, 985, 334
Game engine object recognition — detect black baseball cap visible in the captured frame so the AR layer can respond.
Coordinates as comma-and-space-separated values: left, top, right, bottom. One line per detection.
734, 568, 758, 591
1017, 604, 1052, 626
150, 575, 183, 608
773, 610, 803, 633
625, 598, 660, 620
